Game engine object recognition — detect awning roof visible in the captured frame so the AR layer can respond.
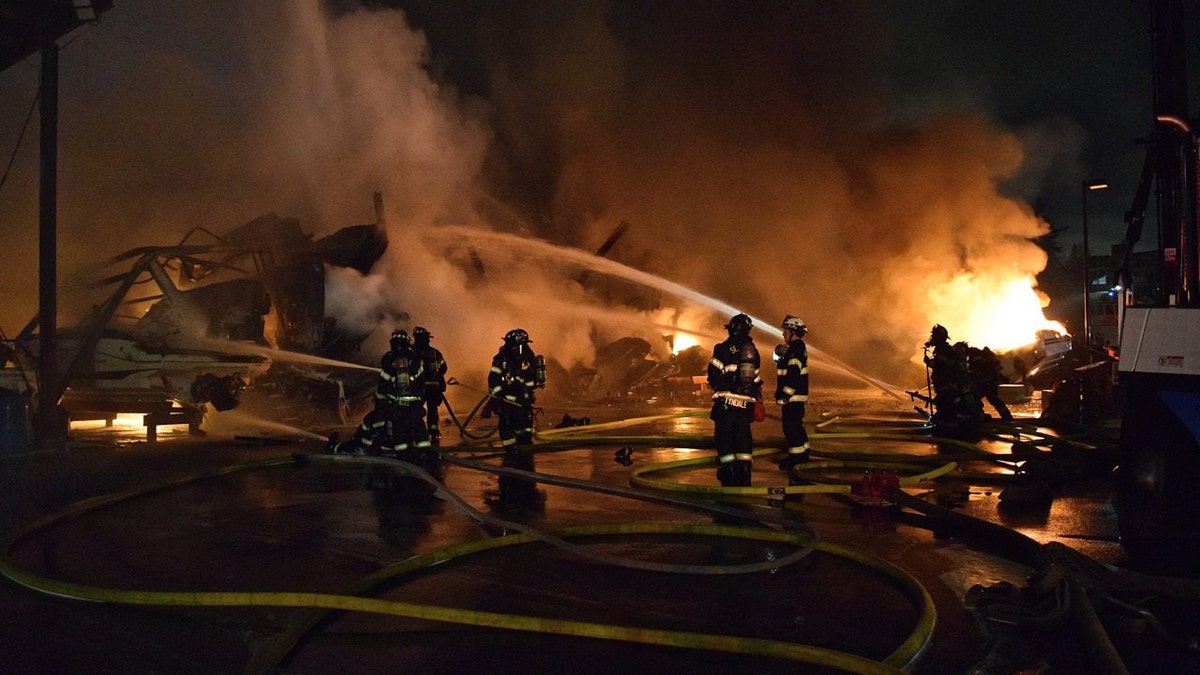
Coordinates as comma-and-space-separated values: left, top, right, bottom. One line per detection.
0, 0, 114, 72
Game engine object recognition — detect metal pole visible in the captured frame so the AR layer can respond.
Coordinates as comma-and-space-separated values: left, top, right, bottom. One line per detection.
35, 38, 63, 449
1080, 180, 1109, 362
1081, 181, 1091, 358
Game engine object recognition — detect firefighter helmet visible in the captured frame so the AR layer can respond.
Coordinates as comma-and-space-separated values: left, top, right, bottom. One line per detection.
390, 329, 410, 350
413, 326, 432, 343
504, 328, 531, 345
929, 324, 949, 343
725, 313, 752, 336
781, 315, 807, 334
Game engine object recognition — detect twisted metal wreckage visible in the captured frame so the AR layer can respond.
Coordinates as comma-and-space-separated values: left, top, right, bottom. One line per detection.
1, 194, 390, 438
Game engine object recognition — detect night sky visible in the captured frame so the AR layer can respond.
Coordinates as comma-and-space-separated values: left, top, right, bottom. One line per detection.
382, 0, 1164, 239
0, 1, 1196, 381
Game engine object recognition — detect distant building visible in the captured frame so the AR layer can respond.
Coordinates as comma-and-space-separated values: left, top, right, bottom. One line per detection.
1090, 245, 1162, 347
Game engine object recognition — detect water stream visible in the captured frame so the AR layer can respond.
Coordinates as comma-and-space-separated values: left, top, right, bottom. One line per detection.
191, 337, 377, 371
424, 226, 906, 399
209, 409, 327, 440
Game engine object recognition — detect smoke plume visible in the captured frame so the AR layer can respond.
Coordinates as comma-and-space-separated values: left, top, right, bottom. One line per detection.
0, 0, 1065, 390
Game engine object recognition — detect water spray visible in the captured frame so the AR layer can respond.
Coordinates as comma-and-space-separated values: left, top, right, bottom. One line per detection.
210, 409, 326, 440
189, 337, 377, 372
423, 226, 906, 399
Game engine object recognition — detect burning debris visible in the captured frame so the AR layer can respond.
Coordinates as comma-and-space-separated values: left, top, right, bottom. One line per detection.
0, 194, 392, 437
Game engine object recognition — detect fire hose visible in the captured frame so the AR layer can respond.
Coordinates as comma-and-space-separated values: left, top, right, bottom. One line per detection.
440, 380, 548, 442
0, 451, 934, 675
2, 408, 1136, 673
7, 389, 1190, 672
441, 392, 498, 441
329, 410, 1190, 674
436, 397, 1086, 508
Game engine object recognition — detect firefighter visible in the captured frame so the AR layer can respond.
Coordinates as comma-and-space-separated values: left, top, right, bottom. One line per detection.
326, 329, 416, 456
487, 329, 546, 504
325, 406, 389, 456
774, 314, 810, 469
378, 329, 435, 464
487, 328, 545, 450
412, 326, 448, 444
923, 325, 981, 437
707, 313, 762, 487
967, 346, 1013, 420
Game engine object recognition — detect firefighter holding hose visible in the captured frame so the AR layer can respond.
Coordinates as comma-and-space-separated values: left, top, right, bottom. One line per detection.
378, 329, 435, 463
487, 328, 546, 506
412, 326, 449, 444
923, 324, 982, 437
487, 329, 545, 451
327, 328, 431, 459
707, 313, 762, 487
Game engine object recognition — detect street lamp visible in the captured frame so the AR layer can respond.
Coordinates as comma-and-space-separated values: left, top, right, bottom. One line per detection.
1081, 179, 1109, 359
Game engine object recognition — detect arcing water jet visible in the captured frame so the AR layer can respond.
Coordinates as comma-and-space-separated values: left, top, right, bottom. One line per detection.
422, 225, 905, 398
190, 337, 377, 372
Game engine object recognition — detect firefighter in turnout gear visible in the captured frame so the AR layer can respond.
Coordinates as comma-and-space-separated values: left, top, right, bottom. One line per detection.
325, 329, 423, 457
707, 313, 763, 487
378, 329, 435, 463
775, 315, 811, 469
412, 326, 448, 443
325, 406, 390, 456
923, 325, 982, 438
967, 346, 1013, 420
487, 329, 546, 506
488, 329, 544, 450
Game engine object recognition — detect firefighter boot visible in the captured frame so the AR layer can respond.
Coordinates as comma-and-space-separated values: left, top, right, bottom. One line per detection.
731, 460, 752, 487
777, 451, 811, 471
716, 462, 735, 487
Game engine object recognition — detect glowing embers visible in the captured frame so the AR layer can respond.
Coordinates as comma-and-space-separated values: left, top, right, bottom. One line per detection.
69, 412, 146, 432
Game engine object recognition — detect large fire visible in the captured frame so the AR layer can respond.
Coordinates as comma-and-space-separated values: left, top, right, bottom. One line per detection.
925, 271, 1065, 353
668, 332, 702, 354
651, 307, 718, 355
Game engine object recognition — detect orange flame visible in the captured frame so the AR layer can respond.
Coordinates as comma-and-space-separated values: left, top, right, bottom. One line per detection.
653, 307, 715, 355
926, 271, 1065, 353
669, 332, 702, 354
69, 413, 146, 431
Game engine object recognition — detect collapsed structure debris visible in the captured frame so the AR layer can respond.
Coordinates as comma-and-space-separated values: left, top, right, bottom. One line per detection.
0, 194, 391, 440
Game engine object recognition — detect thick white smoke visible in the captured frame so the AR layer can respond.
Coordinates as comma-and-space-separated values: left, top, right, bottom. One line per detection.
251, 2, 751, 385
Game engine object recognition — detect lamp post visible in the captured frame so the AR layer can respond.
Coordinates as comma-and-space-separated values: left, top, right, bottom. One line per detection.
1081, 179, 1109, 360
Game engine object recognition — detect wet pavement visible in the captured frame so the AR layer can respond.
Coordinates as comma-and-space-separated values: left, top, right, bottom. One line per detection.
1, 387, 1197, 674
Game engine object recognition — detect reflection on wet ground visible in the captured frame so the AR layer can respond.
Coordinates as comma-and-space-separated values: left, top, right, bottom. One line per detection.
0, 387, 1196, 674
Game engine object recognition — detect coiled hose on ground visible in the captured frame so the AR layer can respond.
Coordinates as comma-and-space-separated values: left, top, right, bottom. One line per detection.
0, 447, 935, 675
3, 405, 1170, 675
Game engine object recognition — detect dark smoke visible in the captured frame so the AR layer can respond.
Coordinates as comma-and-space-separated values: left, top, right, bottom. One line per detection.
379, 1, 1058, 379
0, 1, 1075, 387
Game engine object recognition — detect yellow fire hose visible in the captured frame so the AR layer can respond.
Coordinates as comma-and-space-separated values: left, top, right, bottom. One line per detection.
535, 410, 708, 437
246, 520, 935, 675
629, 445, 957, 497
0, 452, 935, 675
1, 520, 928, 675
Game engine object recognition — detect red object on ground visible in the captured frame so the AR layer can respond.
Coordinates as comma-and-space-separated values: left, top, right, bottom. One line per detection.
859, 470, 901, 505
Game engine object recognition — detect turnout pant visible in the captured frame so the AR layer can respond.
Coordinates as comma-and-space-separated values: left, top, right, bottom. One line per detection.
497, 402, 537, 502
497, 402, 534, 450
387, 402, 433, 463
781, 402, 810, 459
424, 390, 443, 439
712, 399, 753, 487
